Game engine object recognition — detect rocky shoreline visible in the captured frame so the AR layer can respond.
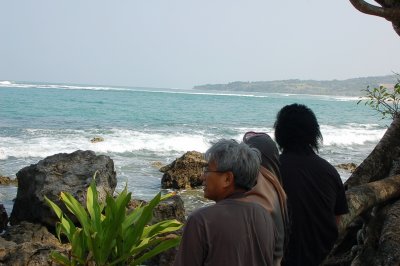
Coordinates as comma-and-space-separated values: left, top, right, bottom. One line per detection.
0, 150, 186, 266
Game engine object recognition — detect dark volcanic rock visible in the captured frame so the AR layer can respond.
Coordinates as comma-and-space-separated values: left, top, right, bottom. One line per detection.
0, 221, 68, 266
9, 150, 117, 227
160, 151, 207, 189
153, 195, 186, 224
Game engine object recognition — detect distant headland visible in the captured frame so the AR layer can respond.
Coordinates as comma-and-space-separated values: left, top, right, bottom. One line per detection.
193, 75, 397, 96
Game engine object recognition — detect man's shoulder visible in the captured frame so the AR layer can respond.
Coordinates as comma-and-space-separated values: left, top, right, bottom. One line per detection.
189, 199, 269, 218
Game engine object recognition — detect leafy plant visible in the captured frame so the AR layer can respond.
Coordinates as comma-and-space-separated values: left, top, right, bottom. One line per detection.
45, 179, 182, 266
357, 73, 400, 119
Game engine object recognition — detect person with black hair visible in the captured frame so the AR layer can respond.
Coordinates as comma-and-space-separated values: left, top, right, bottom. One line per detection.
274, 103, 348, 266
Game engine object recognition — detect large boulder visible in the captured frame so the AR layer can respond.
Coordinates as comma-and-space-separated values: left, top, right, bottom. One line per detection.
9, 150, 117, 227
160, 151, 206, 189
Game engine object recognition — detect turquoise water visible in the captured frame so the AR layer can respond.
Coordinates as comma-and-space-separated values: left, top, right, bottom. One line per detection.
0, 81, 388, 213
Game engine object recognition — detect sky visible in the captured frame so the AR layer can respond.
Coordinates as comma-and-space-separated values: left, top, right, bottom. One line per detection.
0, 1, 399, 89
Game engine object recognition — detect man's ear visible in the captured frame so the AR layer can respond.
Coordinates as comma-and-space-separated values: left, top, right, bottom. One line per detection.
223, 171, 235, 188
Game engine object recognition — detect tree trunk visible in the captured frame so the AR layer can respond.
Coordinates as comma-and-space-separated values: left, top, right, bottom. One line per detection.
345, 116, 400, 188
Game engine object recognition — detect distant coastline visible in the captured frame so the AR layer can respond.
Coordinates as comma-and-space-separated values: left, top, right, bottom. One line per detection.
193, 75, 397, 96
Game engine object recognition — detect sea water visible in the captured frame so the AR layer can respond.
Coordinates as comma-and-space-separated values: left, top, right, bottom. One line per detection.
0, 81, 388, 214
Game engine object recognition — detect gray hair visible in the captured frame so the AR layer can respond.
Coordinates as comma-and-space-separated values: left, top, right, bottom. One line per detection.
205, 139, 261, 190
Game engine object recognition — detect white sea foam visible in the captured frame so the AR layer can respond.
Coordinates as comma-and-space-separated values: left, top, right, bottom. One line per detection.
321, 124, 385, 146
233, 124, 384, 147
0, 81, 363, 100
0, 81, 270, 98
0, 148, 6, 160
0, 124, 386, 159
0, 81, 129, 91
0, 81, 13, 85
0, 129, 211, 159
331, 96, 360, 101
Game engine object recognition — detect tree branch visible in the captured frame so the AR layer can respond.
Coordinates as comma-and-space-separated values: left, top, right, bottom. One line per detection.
349, 0, 400, 21
339, 174, 400, 236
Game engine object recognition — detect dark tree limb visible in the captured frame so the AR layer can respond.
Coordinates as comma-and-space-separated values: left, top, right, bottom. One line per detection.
339, 175, 400, 236
345, 116, 400, 188
349, 0, 400, 19
349, 0, 400, 36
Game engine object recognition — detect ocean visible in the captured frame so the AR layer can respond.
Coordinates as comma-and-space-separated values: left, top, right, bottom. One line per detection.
0, 81, 388, 215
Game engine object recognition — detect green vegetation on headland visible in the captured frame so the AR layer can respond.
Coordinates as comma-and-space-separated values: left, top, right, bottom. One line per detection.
193, 75, 397, 96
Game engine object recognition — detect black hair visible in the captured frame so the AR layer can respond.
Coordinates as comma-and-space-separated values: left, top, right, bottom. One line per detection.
274, 103, 322, 153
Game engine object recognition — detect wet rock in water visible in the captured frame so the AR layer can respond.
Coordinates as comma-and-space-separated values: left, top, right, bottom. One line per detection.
337, 163, 358, 173
0, 176, 17, 186
9, 150, 117, 228
160, 151, 207, 189
90, 136, 104, 143
152, 161, 165, 169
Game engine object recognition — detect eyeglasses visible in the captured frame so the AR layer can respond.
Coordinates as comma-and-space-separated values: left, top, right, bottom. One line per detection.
202, 167, 226, 175
243, 131, 268, 143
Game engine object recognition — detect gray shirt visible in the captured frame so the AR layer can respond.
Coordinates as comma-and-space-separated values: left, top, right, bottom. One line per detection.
174, 198, 275, 266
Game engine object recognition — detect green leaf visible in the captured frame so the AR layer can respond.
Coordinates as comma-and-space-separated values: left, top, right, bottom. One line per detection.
60, 192, 91, 234
131, 236, 182, 266
45, 196, 77, 241
160, 192, 176, 201
49, 251, 71, 266
70, 229, 87, 264
142, 219, 182, 239
86, 179, 101, 232
129, 193, 162, 247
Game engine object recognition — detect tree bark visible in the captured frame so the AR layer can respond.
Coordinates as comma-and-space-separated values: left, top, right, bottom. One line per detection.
373, 198, 400, 265
345, 116, 400, 188
339, 174, 400, 236
350, 205, 389, 266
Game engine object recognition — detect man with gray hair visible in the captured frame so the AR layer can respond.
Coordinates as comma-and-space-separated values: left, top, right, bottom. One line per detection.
174, 139, 275, 266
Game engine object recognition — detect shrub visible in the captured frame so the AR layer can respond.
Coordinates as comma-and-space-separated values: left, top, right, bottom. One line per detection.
45, 179, 182, 265
358, 73, 400, 119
